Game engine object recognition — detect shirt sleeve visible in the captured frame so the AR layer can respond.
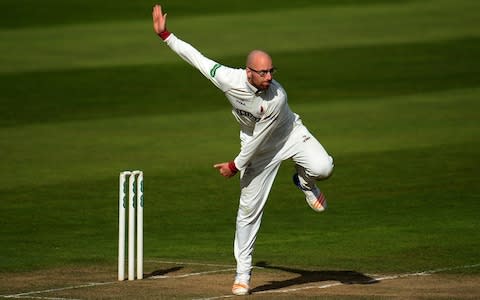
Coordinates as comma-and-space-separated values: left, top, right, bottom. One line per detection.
164, 34, 236, 92
233, 99, 284, 170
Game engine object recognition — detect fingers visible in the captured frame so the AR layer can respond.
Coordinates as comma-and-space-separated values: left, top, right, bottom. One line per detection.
152, 4, 167, 34
152, 5, 165, 20
213, 162, 233, 178
152, 4, 161, 13
152, 6, 157, 22
152, 5, 159, 31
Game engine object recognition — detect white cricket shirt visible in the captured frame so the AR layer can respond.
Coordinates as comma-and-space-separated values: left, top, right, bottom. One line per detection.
164, 34, 300, 170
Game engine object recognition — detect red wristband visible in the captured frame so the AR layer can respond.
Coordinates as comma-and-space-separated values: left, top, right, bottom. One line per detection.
158, 30, 171, 40
228, 161, 238, 173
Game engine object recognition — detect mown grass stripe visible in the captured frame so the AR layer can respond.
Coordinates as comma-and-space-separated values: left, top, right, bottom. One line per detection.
1, 0, 479, 73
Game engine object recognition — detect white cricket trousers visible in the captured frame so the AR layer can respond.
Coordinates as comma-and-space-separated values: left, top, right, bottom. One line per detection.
233, 120, 334, 282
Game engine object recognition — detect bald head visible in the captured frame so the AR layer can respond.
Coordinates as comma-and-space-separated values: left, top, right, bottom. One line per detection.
246, 50, 272, 69
246, 50, 274, 91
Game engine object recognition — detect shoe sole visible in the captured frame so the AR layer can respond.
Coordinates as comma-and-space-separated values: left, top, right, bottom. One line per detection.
293, 173, 327, 212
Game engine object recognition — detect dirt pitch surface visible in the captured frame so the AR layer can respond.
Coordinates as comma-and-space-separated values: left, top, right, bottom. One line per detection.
1, 261, 479, 300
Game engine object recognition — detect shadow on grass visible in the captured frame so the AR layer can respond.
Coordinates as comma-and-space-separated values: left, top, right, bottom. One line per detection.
145, 266, 183, 278
252, 261, 378, 293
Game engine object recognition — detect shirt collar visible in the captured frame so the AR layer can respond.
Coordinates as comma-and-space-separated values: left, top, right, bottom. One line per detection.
246, 79, 258, 94
247, 79, 268, 96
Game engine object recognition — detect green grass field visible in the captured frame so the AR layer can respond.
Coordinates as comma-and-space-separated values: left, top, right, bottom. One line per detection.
1, 0, 480, 298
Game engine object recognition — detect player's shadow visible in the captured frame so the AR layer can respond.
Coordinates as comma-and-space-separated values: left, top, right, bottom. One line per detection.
251, 261, 378, 293
145, 266, 183, 278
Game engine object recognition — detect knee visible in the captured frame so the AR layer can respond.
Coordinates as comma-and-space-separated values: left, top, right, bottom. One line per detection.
308, 156, 334, 179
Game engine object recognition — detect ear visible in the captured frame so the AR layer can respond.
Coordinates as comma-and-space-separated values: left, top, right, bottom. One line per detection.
246, 68, 252, 80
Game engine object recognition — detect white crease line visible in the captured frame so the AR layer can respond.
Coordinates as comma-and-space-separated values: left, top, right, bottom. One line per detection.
5, 296, 81, 300
4, 262, 478, 300
193, 263, 480, 300
1, 282, 114, 299
145, 260, 265, 271
145, 259, 236, 268
1, 260, 235, 300
1, 266, 235, 300
151, 268, 236, 279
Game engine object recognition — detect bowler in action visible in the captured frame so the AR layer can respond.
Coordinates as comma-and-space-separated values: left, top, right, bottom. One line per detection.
153, 4, 334, 295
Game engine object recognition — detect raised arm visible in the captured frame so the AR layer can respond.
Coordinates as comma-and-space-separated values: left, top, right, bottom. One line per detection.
152, 4, 241, 92
152, 5, 167, 35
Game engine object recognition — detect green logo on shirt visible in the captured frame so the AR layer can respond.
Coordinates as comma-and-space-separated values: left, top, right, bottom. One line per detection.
210, 63, 221, 77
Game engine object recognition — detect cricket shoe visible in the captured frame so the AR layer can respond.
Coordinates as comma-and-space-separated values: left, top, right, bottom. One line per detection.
232, 281, 250, 296
293, 173, 327, 212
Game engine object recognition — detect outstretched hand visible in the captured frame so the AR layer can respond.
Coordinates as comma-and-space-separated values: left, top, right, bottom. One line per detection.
214, 162, 238, 178
152, 4, 167, 34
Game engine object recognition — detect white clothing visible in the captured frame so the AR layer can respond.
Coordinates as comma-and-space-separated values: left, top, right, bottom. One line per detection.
163, 34, 334, 280
165, 34, 297, 171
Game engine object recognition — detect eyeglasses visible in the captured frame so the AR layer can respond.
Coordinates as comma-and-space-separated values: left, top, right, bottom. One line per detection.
248, 67, 277, 77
